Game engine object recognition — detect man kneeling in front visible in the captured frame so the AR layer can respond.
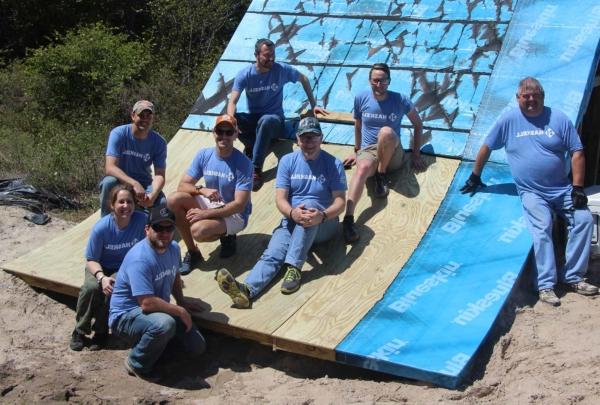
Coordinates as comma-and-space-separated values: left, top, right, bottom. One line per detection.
109, 206, 206, 380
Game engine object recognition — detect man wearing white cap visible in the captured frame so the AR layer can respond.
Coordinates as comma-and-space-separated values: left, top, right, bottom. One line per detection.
99, 100, 167, 216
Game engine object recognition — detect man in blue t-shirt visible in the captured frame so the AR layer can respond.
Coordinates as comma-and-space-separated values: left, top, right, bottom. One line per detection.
167, 114, 253, 275
461, 77, 597, 307
342, 63, 425, 244
99, 100, 167, 216
109, 206, 206, 380
227, 38, 328, 192
215, 117, 347, 308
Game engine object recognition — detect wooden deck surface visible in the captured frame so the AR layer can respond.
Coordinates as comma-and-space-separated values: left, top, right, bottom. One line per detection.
3, 128, 459, 360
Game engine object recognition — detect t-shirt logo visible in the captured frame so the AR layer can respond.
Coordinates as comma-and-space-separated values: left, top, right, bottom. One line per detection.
389, 113, 399, 122
144, 153, 151, 162
160, 207, 169, 216
544, 126, 555, 138
270, 83, 279, 92
228, 172, 235, 181
318, 175, 326, 184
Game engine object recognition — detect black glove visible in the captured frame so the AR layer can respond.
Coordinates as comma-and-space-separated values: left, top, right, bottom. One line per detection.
572, 186, 588, 209
460, 173, 486, 196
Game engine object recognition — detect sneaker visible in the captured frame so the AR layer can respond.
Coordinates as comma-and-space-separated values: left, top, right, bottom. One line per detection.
180, 250, 204, 275
219, 234, 237, 258
215, 268, 251, 308
69, 330, 85, 351
538, 288, 561, 306
374, 172, 389, 198
281, 264, 302, 294
252, 168, 264, 192
124, 358, 161, 382
343, 216, 359, 243
566, 281, 599, 296
89, 333, 108, 351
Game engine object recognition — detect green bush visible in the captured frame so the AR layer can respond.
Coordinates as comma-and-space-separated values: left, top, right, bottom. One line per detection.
25, 23, 150, 122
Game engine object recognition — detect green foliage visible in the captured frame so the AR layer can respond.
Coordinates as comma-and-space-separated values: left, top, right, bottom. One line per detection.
0, 1, 249, 204
25, 23, 150, 121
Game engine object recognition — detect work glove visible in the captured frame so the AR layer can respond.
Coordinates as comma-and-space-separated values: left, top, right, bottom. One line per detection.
571, 186, 588, 209
460, 173, 486, 196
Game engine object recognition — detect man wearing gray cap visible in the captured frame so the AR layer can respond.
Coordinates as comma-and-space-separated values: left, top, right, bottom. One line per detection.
109, 206, 206, 380
99, 100, 167, 216
216, 117, 346, 308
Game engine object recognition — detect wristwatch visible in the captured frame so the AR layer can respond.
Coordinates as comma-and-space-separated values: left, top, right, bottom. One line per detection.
195, 185, 203, 195
97, 275, 105, 285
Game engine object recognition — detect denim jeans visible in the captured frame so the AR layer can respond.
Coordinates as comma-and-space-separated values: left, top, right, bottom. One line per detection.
112, 307, 206, 374
520, 190, 593, 290
244, 216, 339, 297
235, 113, 284, 170
99, 175, 166, 217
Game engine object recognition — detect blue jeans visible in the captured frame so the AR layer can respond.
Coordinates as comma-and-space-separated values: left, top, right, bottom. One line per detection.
520, 190, 593, 290
112, 307, 206, 374
244, 216, 339, 297
99, 176, 166, 217
235, 113, 284, 170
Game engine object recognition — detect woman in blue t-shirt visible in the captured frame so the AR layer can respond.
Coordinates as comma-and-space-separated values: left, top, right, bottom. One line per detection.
69, 184, 147, 351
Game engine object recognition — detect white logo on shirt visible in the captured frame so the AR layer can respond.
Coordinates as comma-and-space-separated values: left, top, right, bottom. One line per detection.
544, 126, 555, 138
205, 169, 234, 182
389, 113, 399, 122
122, 150, 152, 162
271, 83, 279, 91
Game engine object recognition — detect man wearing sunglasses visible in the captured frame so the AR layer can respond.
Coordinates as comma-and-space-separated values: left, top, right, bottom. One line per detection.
227, 38, 327, 192
99, 100, 167, 217
342, 63, 425, 244
109, 206, 206, 381
168, 114, 253, 275
215, 117, 346, 308
461, 77, 597, 307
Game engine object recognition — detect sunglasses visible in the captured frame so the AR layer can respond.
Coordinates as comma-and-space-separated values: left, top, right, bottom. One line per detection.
299, 134, 321, 142
215, 128, 236, 136
151, 223, 175, 233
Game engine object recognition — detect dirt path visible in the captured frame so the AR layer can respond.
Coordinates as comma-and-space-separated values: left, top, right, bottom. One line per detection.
1, 205, 599, 404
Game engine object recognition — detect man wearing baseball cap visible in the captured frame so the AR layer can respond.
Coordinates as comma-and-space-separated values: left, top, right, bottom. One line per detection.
109, 206, 206, 381
168, 114, 253, 275
216, 117, 346, 308
99, 99, 168, 216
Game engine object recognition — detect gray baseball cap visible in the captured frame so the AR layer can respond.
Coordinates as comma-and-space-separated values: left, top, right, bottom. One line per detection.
296, 117, 322, 136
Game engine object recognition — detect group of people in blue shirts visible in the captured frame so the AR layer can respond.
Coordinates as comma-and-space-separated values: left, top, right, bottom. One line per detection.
68, 38, 597, 381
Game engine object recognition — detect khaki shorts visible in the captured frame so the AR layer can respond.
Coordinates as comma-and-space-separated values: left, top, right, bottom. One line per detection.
194, 195, 245, 235
356, 142, 405, 172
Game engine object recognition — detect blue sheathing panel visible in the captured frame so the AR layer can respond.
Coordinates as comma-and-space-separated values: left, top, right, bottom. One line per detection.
249, 0, 515, 22
464, 0, 600, 162
336, 162, 532, 388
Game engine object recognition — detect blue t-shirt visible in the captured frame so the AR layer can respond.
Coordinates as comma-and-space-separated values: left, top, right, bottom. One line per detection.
275, 149, 347, 210
186, 147, 253, 224
232, 62, 300, 116
484, 107, 583, 199
105, 124, 167, 188
108, 238, 181, 327
353, 90, 414, 148
85, 211, 147, 271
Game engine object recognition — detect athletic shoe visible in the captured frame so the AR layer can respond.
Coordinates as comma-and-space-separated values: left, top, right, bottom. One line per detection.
280, 264, 301, 294
566, 281, 599, 296
374, 172, 389, 198
215, 268, 250, 308
252, 168, 264, 192
538, 288, 560, 306
180, 250, 204, 275
124, 358, 161, 382
89, 333, 108, 351
69, 330, 84, 351
219, 235, 237, 258
343, 216, 359, 243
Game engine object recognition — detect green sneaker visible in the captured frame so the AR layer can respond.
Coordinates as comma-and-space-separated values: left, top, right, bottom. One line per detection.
280, 264, 301, 294
215, 268, 250, 308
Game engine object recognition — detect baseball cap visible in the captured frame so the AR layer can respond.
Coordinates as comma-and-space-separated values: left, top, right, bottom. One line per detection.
132, 100, 155, 115
148, 205, 176, 226
214, 114, 237, 130
296, 117, 322, 136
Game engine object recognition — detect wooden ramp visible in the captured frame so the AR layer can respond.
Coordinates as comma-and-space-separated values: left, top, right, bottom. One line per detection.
3, 128, 459, 362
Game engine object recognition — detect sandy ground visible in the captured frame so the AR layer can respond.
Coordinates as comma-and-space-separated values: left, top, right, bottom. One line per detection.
1, 205, 600, 404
